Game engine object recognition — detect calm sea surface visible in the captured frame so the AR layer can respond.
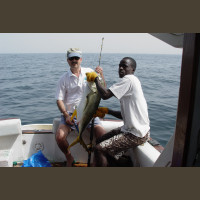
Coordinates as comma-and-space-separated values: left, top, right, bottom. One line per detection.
0, 53, 182, 147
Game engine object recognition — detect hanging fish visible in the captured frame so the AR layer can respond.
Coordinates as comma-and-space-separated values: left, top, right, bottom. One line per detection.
68, 74, 104, 151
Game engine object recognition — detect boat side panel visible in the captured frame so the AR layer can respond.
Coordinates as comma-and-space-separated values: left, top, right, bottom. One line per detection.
0, 119, 24, 164
22, 131, 93, 163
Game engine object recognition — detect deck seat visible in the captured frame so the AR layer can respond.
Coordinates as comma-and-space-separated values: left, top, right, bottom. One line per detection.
0, 119, 24, 166
130, 142, 161, 167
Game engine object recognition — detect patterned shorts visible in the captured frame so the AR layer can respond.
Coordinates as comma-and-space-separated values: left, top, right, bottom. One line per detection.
96, 127, 149, 160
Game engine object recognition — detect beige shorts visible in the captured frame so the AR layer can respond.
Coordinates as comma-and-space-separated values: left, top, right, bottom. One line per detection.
97, 127, 149, 160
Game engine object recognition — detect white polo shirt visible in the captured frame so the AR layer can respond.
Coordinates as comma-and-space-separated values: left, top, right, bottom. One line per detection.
55, 67, 93, 112
109, 74, 150, 138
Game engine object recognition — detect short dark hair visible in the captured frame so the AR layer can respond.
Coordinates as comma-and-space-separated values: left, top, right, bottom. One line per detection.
122, 57, 137, 71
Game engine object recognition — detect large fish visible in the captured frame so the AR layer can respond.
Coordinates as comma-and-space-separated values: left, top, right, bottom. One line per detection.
68, 74, 104, 151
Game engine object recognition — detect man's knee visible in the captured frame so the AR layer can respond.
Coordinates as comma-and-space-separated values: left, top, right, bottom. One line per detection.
94, 125, 106, 139
56, 130, 64, 143
55, 125, 69, 142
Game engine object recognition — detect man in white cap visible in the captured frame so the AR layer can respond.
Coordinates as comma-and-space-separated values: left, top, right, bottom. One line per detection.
55, 48, 106, 166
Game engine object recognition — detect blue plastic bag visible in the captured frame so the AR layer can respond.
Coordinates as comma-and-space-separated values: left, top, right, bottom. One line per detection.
22, 150, 52, 167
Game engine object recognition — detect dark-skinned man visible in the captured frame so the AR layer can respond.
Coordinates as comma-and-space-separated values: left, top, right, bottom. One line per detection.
86, 57, 150, 167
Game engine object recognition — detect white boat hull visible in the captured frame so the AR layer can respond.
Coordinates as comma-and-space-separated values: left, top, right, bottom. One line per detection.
0, 118, 167, 167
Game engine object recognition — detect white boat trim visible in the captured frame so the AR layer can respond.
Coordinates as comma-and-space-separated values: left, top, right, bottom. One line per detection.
0, 118, 165, 167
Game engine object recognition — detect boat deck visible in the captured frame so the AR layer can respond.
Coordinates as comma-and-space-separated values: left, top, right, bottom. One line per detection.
13, 155, 134, 167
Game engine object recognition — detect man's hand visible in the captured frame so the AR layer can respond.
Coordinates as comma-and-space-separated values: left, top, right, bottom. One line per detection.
86, 72, 98, 82
65, 115, 74, 125
93, 107, 108, 118
95, 66, 103, 76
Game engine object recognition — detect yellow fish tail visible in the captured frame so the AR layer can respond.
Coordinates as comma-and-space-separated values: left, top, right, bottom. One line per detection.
67, 136, 80, 151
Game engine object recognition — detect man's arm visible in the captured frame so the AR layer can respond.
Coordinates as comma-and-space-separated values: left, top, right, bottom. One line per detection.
95, 107, 122, 119
56, 100, 73, 125
94, 77, 114, 100
108, 109, 123, 119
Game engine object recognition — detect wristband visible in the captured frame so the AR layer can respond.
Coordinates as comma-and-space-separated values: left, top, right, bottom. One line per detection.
63, 111, 68, 115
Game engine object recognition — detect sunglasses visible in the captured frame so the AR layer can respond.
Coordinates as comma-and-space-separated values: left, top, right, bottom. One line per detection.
68, 57, 80, 61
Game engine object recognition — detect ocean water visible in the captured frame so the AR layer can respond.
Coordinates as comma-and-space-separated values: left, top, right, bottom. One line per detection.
0, 53, 182, 147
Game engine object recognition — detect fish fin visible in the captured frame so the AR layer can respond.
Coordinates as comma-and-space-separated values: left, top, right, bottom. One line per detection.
67, 136, 80, 151
67, 135, 89, 152
83, 95, 89, 112
70, 109, 77, 121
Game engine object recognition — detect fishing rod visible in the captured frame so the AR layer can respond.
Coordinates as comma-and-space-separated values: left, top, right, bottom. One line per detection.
87, 37, 105, 167
98, 37, 104, 66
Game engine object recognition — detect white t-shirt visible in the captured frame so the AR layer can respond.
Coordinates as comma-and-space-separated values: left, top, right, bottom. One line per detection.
55, 67, 93, 112
109, 74, 150, 138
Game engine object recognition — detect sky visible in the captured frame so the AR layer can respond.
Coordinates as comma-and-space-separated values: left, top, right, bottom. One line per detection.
0, 33, 183, 54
